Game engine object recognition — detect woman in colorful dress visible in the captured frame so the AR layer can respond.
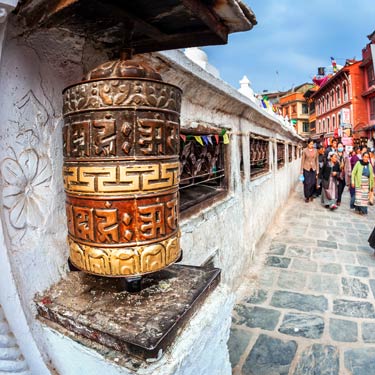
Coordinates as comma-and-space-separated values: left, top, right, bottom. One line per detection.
321, 152, 340, 210
351, 152, 374, 215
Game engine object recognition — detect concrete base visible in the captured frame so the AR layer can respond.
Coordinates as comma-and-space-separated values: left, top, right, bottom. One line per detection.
37, 279, 234, 375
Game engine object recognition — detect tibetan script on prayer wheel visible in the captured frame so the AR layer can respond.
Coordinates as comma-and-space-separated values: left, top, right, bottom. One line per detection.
62, 57, 182, 277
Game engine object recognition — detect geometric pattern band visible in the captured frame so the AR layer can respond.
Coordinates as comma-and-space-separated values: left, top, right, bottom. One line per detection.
63, 161, 179, 195
68, 232, 180, 277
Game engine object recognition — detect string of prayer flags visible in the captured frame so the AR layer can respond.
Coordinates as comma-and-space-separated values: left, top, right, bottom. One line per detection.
202, 135, 209, 145
194, 135, 204, 146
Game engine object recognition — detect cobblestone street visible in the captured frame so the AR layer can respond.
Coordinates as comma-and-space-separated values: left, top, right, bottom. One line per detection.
229, 185, 375, 375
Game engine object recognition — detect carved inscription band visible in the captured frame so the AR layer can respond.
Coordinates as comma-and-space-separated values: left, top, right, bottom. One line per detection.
63, 112, 180, 160
65, 191, 178, 246
63, 161, 179, 195
63, 79, 182, 116
69, 232, 180, 277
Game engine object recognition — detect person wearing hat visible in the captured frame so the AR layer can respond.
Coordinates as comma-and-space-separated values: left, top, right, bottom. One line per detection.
321, 151, 340, 210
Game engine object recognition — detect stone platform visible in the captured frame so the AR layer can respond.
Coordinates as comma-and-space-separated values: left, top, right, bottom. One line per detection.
35, 265, 220, 360
229, 186, 375, 375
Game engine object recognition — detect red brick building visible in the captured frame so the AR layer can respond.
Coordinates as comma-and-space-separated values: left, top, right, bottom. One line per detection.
311, 60, 367, 147
360, 30, 375, 146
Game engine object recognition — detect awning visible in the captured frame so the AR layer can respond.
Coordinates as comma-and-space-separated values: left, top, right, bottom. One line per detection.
17, 0, 257, 54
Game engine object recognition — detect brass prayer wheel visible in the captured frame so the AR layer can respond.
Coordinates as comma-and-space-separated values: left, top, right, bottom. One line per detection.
62, 56, 182, 277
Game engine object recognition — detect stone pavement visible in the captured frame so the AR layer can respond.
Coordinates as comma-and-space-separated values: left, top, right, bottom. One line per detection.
228, 185, 375, 375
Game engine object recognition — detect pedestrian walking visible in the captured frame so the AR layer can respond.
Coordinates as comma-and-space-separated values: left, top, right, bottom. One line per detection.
351, 151, 374, 215
336, 142, 350, 206
314, 146, 325, 197
324, 139, 338, 162
300, 139, 319, 203
321, 152, 340, 210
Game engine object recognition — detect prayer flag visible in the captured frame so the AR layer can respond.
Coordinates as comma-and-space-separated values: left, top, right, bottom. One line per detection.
207, 135, 213, 145
194, 136, 204, 146
331, 57, 338, 73
180, 134, 186, 142
223, 133, 230, 144
202, 135, 209, 145
214, 134, 219, 144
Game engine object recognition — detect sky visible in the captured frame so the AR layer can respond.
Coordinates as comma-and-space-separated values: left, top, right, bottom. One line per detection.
203, 0, 375, 94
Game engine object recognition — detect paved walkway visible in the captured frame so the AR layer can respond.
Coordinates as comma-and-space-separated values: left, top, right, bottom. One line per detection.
228, 185, 375, 375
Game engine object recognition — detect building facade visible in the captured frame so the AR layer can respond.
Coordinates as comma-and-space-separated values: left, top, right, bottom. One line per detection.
279, 83, 313, 137
312, 61, 367, 147
360, 30, 375, 147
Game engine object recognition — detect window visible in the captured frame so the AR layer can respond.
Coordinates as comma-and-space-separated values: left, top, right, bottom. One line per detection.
326, 94, 330, 111
367, 64, 375, 87
336, 87, 341, 105
302, 103, 308, 114
331, 91, 335, 107
370, 97, 375, 121
309, 102, 315, 113
291, 104, 297, 115
338, 113, 341, 126
343, 82, 348, 102
294, 145, 297, 159
288, 144, 293, 162
327, 117, 330, 132
179, 132, 227, 212
277, 142, 285, 168
332, 115, 336, 129
302, 122, 309, 133
322, 119, 325, 132
250, 136, 269, 179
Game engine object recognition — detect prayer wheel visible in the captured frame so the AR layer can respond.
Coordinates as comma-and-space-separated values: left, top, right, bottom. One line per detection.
62, 55, 182, 277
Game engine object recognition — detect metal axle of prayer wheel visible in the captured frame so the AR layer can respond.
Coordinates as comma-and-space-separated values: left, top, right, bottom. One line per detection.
62, 50, 183, 290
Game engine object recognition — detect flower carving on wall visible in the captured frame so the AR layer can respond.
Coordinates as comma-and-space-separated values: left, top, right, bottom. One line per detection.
1, 149, 52, 230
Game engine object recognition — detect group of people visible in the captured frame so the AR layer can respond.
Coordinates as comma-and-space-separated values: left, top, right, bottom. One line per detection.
300, 139, 374, 215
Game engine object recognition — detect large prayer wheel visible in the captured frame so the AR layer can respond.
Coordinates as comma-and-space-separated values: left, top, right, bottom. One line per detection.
62, 56, 182, 277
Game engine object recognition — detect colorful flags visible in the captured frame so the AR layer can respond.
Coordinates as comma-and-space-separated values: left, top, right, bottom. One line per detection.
331, 57, 338, 73
194, 135, 204, 146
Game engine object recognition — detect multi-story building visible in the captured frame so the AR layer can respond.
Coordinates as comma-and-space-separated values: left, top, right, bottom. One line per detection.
311, 60, 367, 147
360, 30, 375, 146
279, 83, 313, 137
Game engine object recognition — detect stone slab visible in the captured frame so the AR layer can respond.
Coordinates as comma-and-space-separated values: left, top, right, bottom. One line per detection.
278, 313, 324, 339
369, 279, 375, 299
317, 240, 337, 249
265, 256, 291, 269
293, 344, 339, 375
242, 334, 297, 375
234, 305, 280, 331
344, 348, 375, 375
329, 318, 358, 342
333, 299, 375, 318
268, 242, 287, 255
285, 246, 311, 258
271, 291, 328, 313
320, 263, 342, 274
362, 322, 375, 343
35, 265, 220, 359
357, 254, 375, 267
307, 274, 340, 295
345, 265, 369, 278
277, 271, 306, 290
244, 289, 268, 305
227, 327, 252, 368
291, 258, 318, 272
342, 277, 369, 299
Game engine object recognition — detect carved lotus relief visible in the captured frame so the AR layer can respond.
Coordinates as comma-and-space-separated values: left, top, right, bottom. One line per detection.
1, 149, 52, 230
